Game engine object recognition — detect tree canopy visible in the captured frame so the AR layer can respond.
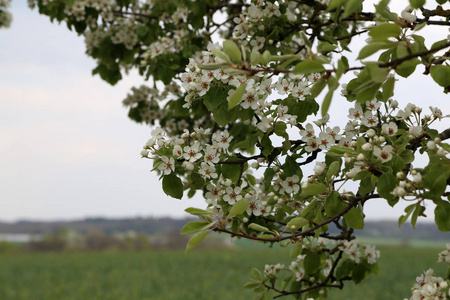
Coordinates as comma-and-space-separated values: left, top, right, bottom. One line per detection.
4, 0, 450, 298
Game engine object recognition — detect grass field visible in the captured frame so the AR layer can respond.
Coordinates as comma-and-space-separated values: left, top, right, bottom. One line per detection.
0, 245, 447, 300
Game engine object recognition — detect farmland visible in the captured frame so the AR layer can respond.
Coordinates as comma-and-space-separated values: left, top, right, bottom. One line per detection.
0, 245, 446, 300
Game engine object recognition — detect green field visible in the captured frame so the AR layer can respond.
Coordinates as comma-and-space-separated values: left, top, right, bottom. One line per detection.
0, 246, 447, 300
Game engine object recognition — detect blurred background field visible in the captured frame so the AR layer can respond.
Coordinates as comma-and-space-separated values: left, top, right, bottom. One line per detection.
0, 218, 447, 300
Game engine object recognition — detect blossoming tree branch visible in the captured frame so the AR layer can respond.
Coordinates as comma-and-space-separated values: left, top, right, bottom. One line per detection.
5, 0, 450, 298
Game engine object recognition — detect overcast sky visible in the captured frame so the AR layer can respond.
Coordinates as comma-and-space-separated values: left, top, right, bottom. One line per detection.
0, 1, 448, 222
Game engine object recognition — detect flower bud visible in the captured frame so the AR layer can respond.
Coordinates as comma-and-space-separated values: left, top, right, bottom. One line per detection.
345, 157, 353, 164
140, 149, 149, 158
393, 186, 406, 197
366, 129, 376, 138
434, 137, 441, 144
243, 217, 249, 223
357, 153, 365, 161
437, 148, 447, 157
362, 143, 373, 151
427, 141, 436, 150
396, 172, 406, 180
378, 136, 386, 143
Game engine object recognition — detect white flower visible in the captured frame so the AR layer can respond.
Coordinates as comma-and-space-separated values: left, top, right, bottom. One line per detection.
409, 126, 423, 138
282, 175, 300, 193
314, 113, 330, 127
381, 122, 398, 136
300, 123, 315, 142
373, 145, 393, 162
401, 6, 416, 23
348, 103, 363, 120
305, 138, 319, 152
318, 131, 334, 149
199, 162, 217, 179
223, 186, 242, 205
183, 143, 202, 162
313, 162, 326, 175
158, 156, 175, 175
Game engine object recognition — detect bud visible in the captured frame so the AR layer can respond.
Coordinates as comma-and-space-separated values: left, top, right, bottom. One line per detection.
273, 166, 280, 172
390, 100, 399, 109
140, 149, 149, 158
434, 137, 441, 144
362, 143, 373, 151
243, 217, 249, 223
366, 129, 376, 138
437, 148, 447, 157
378, 136, 386, 143
146, 138, 156, 148
427, 141, 436, 150
345, 157, 353, 164
393, 186, 406, 197
357, 153, 365, 161
396, 172, 406, 180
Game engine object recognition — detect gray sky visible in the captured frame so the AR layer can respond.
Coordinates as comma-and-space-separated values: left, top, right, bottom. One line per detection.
0, 1, 448, 222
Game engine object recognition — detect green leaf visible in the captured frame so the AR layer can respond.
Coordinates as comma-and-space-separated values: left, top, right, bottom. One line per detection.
185, 230, 209, 253
221, 161, 241, 183
211, 49, 231, 63
344, 207, 365, 229
286, 217, 309, 232
325, 191, 346, 217
435, 201, 450, 232
321, 88, 334, 117
251, 268, 262, 281
228, 83, 247, 109
293, 60, 325, 74
229, 198, 250, 216
352, 263, 368, 284
243, 281, 260, 289
250, 50, 261, 65
204, 86, 226, 111
357, 42, 391, 60
398, 204, 415, 227
301, 184, 327, 198
185, 207, 209, 216
249, 223, 271, 233
162, 173, 183, 199
366, 63, 388, 83
327, 0, 347, 10
327, 161, 341, 180
304, 252, 321, 274
411, 204, 425, 229
264, 168, 275, 190
382, 76, 395, 100
409, 0, 425, 8
223, 40, 242, 64
342, 0, 363, 18
423, 171, 448, 201
396, 58, 420, 78
261, 135, 274, 157
336, 259, 355, 280
327, 145, 357, 157
377, 172, 398, 206
181, 221, 213, 234
310, 78, 327, 98
369, 23, 401, 40
359, 177, 375, 196
290, 242, 303, 259
283, 156, 302, 177
430, 65, 450, 88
